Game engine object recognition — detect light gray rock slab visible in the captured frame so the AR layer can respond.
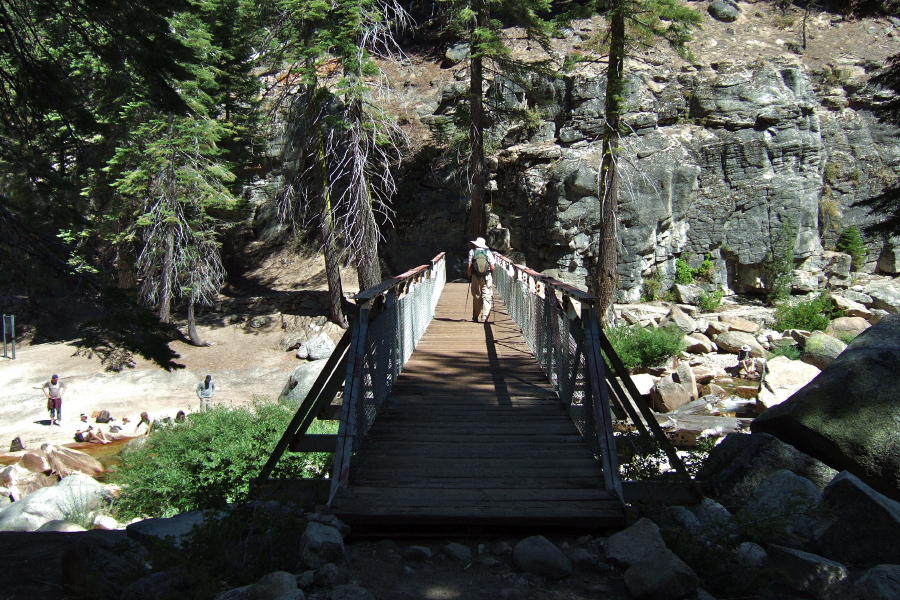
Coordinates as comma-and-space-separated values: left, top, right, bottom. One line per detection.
713, 331, 766, 357
854, 564, 900, 600
661, 306, 698, 334
685, 333, 715, 354
800, 332, 846, 370
767, 545, 849, 597
36, 519, 87, 532
331, 585, 376, 600
699, 433, 837, 511
214, 571, 298, 600
864, 281, 900, 313
126, 510, 205, 548
442, 542, 473, 563
281, 361, 328, 403
296, 333, 336, 360
300, 522, 345, 569
730, 542, 767, 570
811, 471, 900, 565
313, 563, 345, 587
605, 518, 667, 567
623, 548, 699, 600
0, 473, 108, 532
512, 535, 573, 580
757, 356, 820, 413
719, 316, 760, 334
402, 545, 433, 562
752, 315, 900, 502
650, 373, 694, 413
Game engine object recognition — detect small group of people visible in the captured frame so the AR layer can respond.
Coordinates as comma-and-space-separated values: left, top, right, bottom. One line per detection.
40, 371, 216, 445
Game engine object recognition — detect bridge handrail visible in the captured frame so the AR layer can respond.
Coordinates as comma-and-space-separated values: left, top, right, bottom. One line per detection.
493, 252, 692, 492
492, 253, 620, 496
329, 252, 446, 504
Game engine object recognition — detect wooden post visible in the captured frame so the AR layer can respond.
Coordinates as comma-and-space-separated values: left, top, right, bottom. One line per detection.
329, 301, 370, 505
581, 305, 623, 500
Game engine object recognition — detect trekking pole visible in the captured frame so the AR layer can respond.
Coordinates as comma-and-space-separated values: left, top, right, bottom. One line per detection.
463, 278, 470, 321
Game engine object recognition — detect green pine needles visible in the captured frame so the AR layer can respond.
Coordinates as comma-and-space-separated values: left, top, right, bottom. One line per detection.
836, 225, 868, 271
766, 217, 797, 303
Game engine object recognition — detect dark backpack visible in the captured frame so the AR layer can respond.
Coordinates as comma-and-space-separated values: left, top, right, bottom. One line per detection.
95, 410, 111, 424
473, 248, 490, 275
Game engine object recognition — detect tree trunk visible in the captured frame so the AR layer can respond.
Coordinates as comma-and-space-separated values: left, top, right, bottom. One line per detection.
347, 97, 382, 292
321, 189, 348, 327
158, 224, 174, 323
354, 194, 381, 291
312, 117, 348, 328
468, 0, 488, 241
186, 298, 208, 346
592, 3, 626, 323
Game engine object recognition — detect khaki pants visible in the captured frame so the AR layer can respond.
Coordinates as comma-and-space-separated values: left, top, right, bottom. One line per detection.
470, 272, 493, 322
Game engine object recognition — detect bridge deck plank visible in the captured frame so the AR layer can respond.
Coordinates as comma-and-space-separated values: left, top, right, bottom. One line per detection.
329, 282, 625, 529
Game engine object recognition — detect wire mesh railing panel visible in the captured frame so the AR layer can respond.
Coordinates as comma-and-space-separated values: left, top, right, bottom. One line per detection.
342, 254, 445, 455
494, 256, 603, 459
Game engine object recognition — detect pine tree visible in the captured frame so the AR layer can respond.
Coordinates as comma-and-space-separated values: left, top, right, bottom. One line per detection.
268, 0, 408, 312
836, 225, 868, 271
589, 0, 701, 319
440, 0, 554, 241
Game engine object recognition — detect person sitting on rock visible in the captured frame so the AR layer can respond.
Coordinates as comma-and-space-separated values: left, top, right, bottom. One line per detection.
134, 412, 152, 435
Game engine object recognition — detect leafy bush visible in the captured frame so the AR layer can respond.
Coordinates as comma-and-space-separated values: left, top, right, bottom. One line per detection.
695, 254, 716, 283
606, 324, 686, 370
675, 257, 693, 284
698, 290, 723, 311
642, 269, 663, 301
836, 225, 868, 271
769, 344, 802, 360
773, 294, 835, 332
140, 505, 311, 600
111, 397, 333, 519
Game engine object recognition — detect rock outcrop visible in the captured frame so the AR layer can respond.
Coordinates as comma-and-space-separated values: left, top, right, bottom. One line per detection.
752, 315, 900, 501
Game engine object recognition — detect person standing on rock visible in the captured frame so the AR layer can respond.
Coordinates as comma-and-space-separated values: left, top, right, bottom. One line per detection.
467, 237, 496, 323
42, 374, 66, 426
196, 375, 215, 411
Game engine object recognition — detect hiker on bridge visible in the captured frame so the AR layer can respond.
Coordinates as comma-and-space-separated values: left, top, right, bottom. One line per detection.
467, 237, 496, 323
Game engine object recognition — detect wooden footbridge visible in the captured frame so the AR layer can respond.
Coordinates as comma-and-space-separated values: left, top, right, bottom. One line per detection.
256, 253, 691, 531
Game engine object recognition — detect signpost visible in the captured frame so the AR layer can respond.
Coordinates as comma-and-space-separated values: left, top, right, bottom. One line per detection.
2, 314, 14, 359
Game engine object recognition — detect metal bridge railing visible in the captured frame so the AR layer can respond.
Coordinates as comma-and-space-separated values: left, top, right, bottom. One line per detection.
329, 252, 446, 503
493, 253, 622, 497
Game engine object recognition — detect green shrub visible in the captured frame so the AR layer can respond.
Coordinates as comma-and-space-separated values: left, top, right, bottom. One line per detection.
675, 257, 693, 285
137, 505, 311, 600
642, 269, 663, 301
773, 294, 834, 332
769, 344, 802, 360
695, 254, 716, 283
111, 396, 333, 519
698, 290, 723, 312
606, 324, 686, 370
836, 225, 868, 271
766, 217, 797, 303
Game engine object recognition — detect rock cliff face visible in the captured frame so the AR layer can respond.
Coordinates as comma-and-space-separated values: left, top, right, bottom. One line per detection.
255, 11, 900, 294
486, 59, 899, 300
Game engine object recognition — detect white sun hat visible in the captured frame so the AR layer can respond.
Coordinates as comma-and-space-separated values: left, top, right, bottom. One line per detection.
470, 237, 488, 249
